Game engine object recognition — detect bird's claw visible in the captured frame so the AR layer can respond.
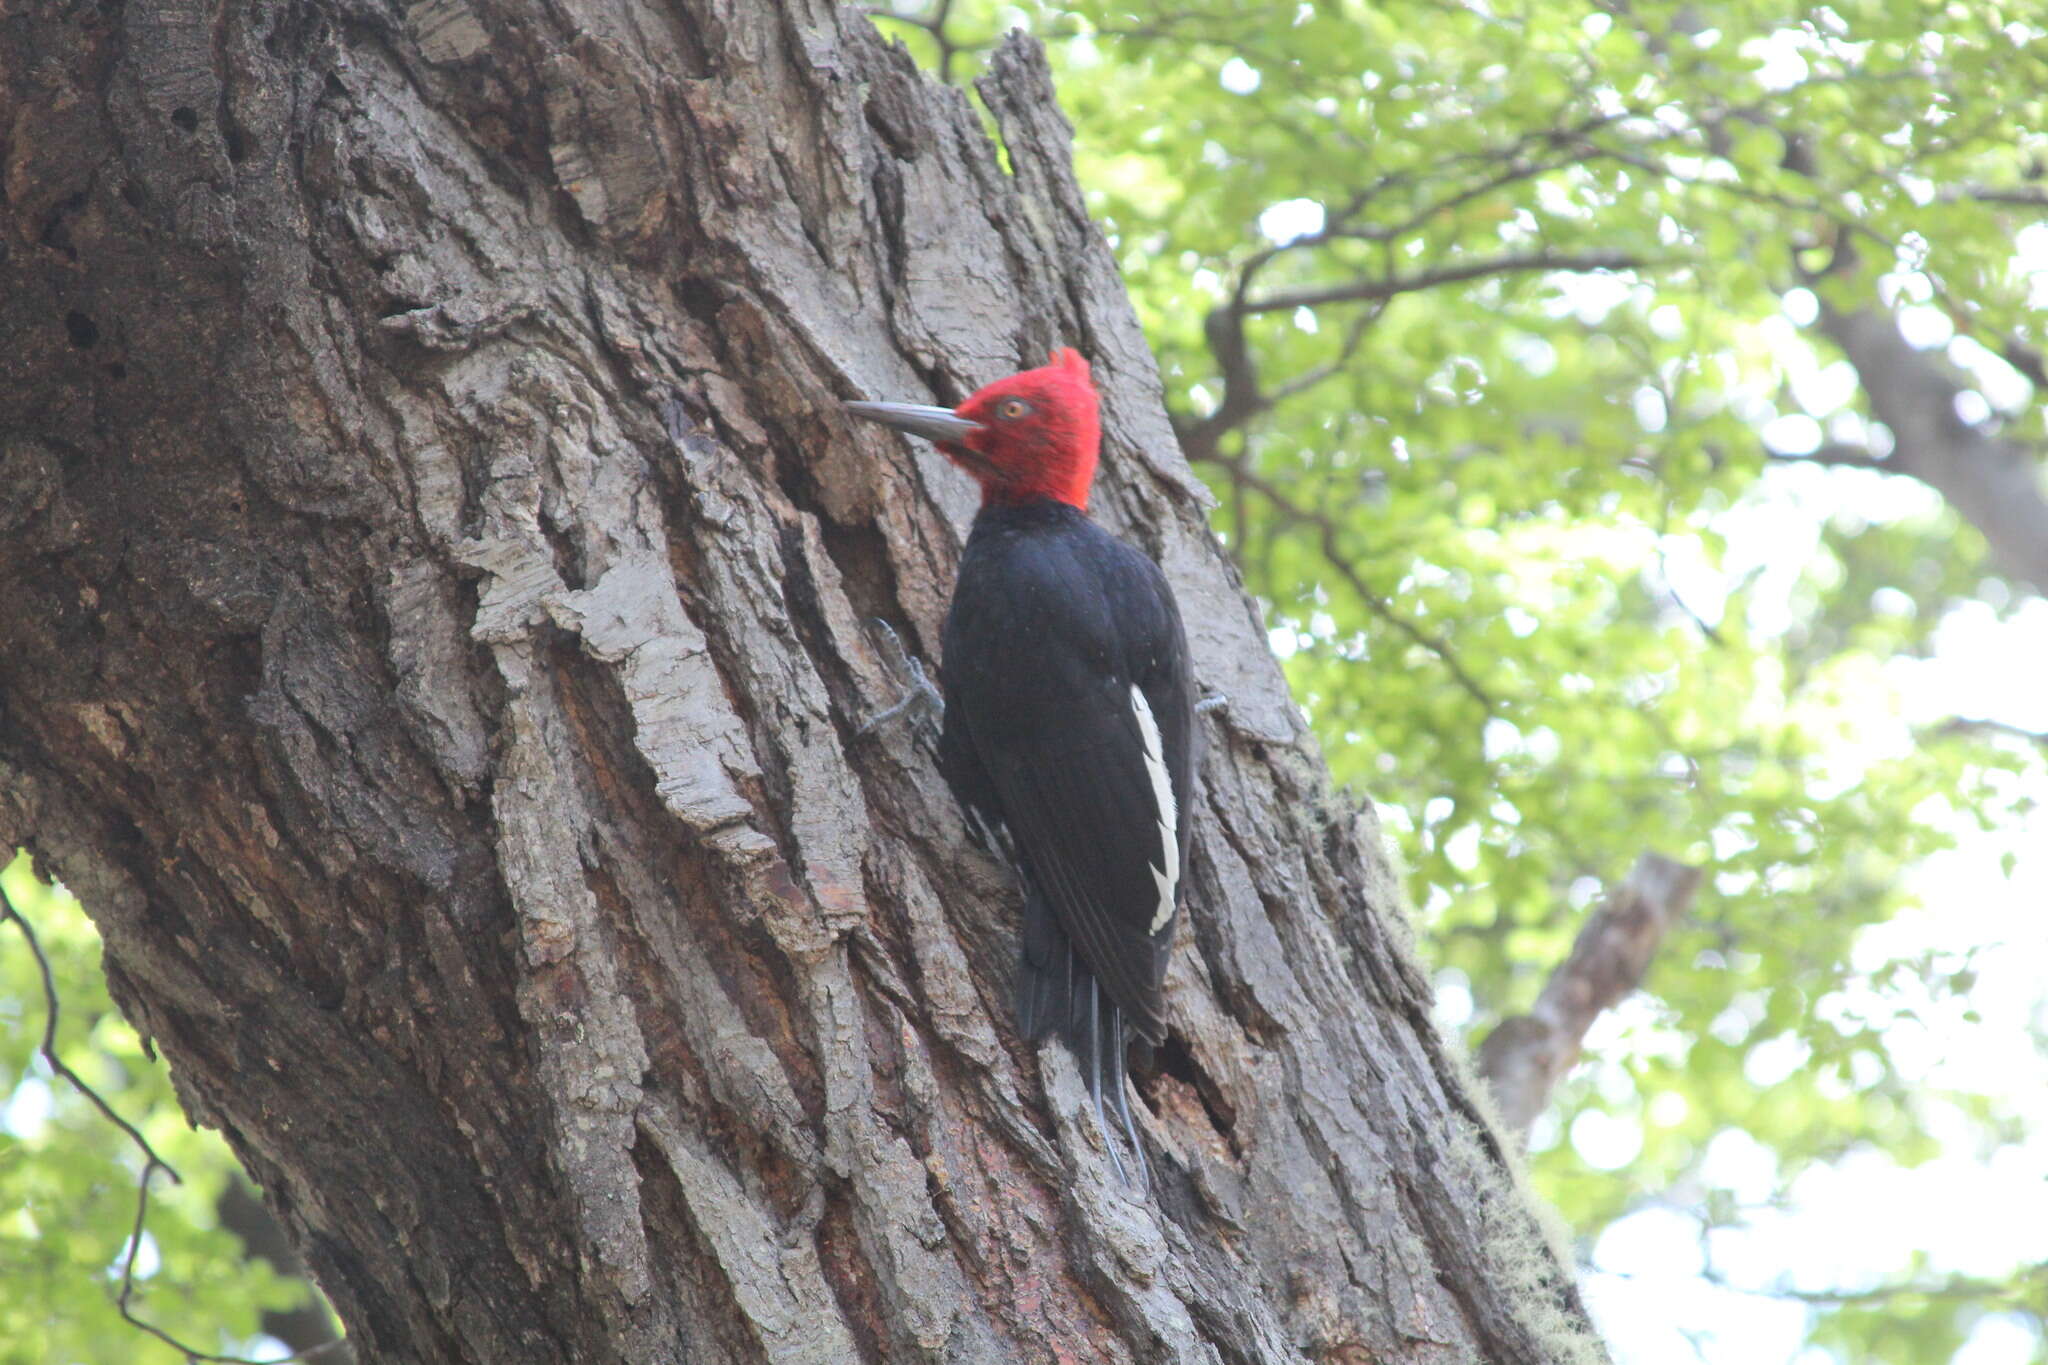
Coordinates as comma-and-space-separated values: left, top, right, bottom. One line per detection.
1194, 692, 1229, 715
861, 619, 945, 735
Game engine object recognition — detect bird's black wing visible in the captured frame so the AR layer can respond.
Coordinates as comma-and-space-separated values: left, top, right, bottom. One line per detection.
987, 681, 1176, 1040
937, 698, 1005, 850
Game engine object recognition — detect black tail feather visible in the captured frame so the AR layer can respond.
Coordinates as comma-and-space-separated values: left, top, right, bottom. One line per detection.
1016, 881, 1147, 1187
1087, 979, 1127, 1182
1016, 878, 1067, 1043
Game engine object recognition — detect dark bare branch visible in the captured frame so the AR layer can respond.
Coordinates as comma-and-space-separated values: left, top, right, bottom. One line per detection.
1240, 249, 1653, 316
864, 0, 982, 83
1942, 185, 2048, 208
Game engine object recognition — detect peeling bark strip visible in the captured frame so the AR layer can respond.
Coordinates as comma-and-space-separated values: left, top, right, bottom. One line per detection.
1479, 854, 1705, 1138
0, 4, 1604, 1362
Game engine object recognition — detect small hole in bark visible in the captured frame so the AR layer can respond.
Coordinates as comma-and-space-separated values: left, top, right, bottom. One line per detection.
105, 363, 127, 379
224, 127, 249, 162
1152, 1032, 1240, 1145
38, 191, 85, 261
65, 312, 99, 349
121, 182, 148, 208
170, 106, 200, 133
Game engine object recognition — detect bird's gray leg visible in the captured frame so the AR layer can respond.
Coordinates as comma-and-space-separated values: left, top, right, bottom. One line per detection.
1194, 693, 1229, 715
860, 619, 945, 734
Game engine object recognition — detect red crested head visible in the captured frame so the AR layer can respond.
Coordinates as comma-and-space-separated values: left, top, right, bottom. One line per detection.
845, 349, 1101, 511
948, 348, 1100, 510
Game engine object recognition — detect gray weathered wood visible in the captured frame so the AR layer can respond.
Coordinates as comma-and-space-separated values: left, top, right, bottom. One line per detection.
0, 2, 1605, 1360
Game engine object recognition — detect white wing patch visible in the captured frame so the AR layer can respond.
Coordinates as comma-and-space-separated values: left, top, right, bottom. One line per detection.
1130, 684, 1179, 934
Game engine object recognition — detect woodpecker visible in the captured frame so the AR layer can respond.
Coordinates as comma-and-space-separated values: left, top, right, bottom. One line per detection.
848, 348, 1196, 1183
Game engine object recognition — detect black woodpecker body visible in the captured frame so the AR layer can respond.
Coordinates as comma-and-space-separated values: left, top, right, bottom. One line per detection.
847, 349, 1197, 1181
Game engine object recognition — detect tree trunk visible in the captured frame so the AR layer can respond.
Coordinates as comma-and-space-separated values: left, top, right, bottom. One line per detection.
0, 3, 1603, 1361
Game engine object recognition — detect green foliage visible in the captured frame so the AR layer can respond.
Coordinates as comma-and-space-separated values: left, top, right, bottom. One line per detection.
872, 1, 2048, 1357
0, 853, 310, 1364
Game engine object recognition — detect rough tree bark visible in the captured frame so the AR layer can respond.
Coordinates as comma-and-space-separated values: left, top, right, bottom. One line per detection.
0, 3, 1605, 1362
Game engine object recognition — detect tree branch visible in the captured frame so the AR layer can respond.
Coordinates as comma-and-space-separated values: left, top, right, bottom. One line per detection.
218, 1182, 350, 1362
1174, 298, 1276, 467
1816, 302, 2048, 596
1699, 87, 2048, 599
864, 0, 982, 84
1162, 111, 1646, 467
1239, 249, 1651, 315
1688, 1261, 2048, 1308
1943, 184, 2048, 209
1765, 443, 1893, 471
1929, 716, 2048, 751
1478, 853, 1704, 1138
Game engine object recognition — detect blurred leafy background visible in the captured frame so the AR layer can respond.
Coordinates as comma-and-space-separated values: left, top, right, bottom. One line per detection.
1, 855, 320, 1364
7, 1, 2048, 1360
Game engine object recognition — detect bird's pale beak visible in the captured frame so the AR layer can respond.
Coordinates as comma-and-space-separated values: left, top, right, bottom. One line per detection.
845, 401, 983, 445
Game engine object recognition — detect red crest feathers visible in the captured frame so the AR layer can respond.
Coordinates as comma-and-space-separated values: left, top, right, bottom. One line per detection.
1052, 347, 1092, 381
951, 347, 1102, 510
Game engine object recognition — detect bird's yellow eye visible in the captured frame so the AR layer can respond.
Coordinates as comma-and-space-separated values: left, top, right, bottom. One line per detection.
996, 397, 1033, 421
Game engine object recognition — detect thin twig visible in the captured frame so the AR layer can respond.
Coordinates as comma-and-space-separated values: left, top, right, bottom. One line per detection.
1677, 1261, 2048, 1309
1269, 304, 1385, 402
1652, 495, 1724, 647
1222, 456, 1499, 709
863, 0, 980, 84
1764, 443, 1891, 471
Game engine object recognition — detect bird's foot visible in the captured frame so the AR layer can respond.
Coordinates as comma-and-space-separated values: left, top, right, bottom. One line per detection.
1194, 692, 1229, 715
861, 619, 945, 735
